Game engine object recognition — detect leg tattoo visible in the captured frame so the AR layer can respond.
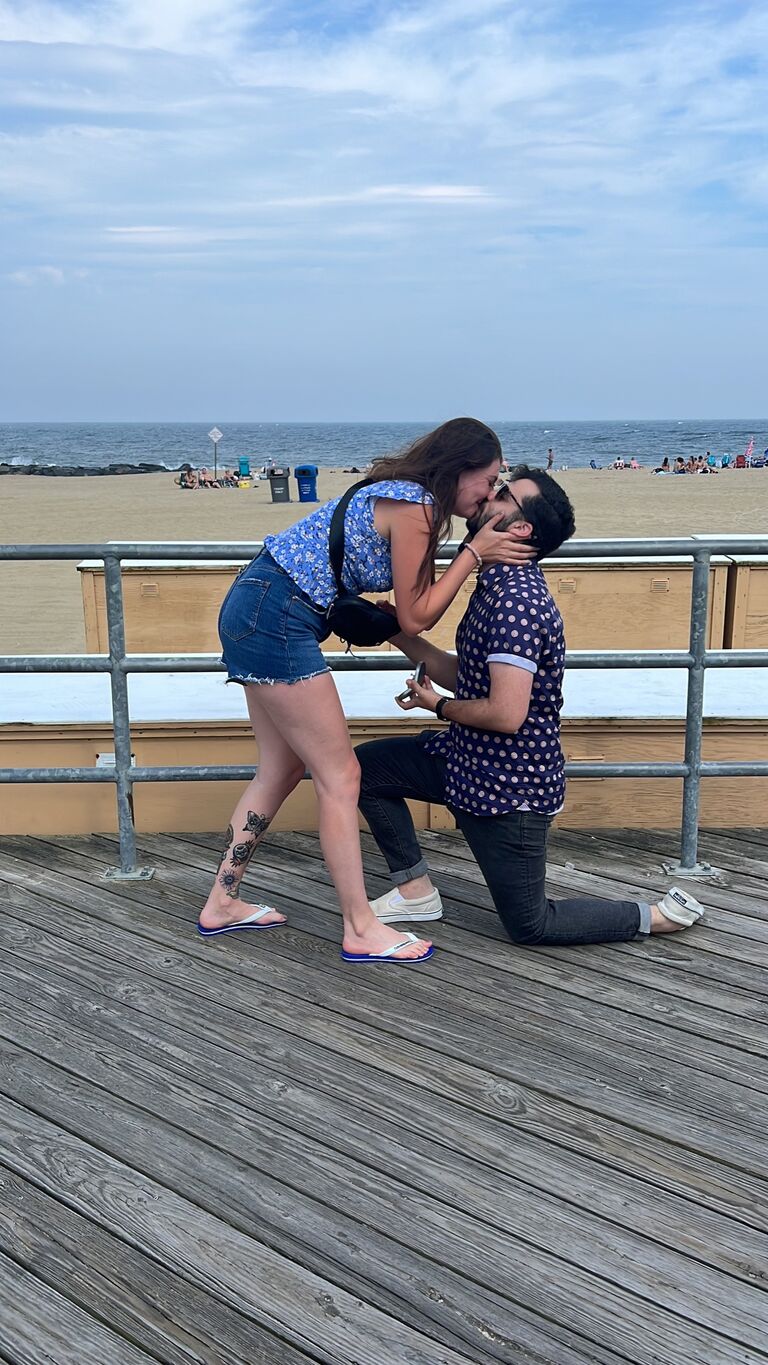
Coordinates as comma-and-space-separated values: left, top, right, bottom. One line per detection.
230, 841, 257, 868
243, 811, 272, 837
218, 824, 234, 868
215, 813, 271, 897
218, 869, 239, 898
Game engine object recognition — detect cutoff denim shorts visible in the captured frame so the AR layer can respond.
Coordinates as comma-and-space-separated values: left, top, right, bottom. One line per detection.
218, 549, 332, 686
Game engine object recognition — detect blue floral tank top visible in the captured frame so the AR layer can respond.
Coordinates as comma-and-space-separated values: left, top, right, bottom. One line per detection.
264, 479, 433, 608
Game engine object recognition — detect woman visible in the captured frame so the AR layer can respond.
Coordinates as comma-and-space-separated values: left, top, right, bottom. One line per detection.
198, 417, 533, 963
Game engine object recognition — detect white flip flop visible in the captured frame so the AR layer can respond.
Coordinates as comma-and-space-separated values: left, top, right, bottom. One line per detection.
197, 904, 285, 936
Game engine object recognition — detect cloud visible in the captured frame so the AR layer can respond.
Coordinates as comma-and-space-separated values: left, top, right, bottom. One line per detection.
7, 264, 86, 284
3, 0, 768, 420
0, 0, 254, 55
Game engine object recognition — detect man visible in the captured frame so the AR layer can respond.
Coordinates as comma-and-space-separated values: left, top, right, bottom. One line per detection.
357, 465, 703, 945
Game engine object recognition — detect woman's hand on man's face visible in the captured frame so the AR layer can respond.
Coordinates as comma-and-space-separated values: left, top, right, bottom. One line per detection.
470, 514, 536, 565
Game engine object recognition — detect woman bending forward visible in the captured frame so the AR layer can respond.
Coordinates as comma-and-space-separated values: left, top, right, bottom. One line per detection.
199, 418, 531, 962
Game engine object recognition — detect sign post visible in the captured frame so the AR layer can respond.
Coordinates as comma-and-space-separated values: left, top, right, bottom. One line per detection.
208, 426, 223, 481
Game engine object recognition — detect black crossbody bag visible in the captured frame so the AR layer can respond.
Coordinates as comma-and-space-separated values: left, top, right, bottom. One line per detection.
325, 481, 402, 648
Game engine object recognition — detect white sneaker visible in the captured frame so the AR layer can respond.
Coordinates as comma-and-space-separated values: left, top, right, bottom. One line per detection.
369, 887, 443, 923
658, 886, 705, 927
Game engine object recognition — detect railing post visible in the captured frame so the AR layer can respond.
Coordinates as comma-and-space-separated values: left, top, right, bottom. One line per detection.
103, 554, 154, 880
663, 549, 718, 879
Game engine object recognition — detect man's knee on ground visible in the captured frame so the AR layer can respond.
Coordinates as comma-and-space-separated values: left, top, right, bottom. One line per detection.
498, 914, 548, 947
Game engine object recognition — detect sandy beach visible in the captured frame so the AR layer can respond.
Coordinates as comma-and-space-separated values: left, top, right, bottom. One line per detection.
1, 467, 766, 654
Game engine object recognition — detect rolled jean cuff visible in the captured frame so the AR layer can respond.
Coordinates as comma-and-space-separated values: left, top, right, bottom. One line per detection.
391, 857, 430, 886
636, 901, 652, 936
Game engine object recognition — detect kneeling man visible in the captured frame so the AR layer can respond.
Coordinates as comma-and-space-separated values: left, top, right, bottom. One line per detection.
357, 465, 703, 944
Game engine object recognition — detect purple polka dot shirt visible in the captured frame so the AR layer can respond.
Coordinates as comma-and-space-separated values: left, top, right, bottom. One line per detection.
424, 562, 566, 816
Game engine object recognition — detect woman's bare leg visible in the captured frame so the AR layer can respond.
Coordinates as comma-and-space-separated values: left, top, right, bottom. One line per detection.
199, 686, 305, 930
254, 673, 431, 960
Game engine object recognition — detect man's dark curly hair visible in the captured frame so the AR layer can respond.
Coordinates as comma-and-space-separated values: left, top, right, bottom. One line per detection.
509, 464, 576, 558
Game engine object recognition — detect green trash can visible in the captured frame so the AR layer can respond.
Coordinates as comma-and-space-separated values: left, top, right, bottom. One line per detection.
268, 468, 291, 503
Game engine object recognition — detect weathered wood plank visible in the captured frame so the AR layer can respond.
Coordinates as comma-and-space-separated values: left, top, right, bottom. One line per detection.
7, 851, 768, 1130
0, 1168, 311, 1365
2, 1046, 766, 1365
3, 828, 768, 1365
0, 1250, 158, 1365
17, 828, 768, 1065
120, 827, 768, 1062
581, 827, 768, 885
2, 947, 767, 1298
4, 908, 767, 1244
0, 1097, 486, 1365
143, 829, 768, 1049
2, 870, 766, 1172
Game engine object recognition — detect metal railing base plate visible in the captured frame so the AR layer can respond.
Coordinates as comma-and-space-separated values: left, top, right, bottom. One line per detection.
102, 866, 155, 882
661, 859, 722, 880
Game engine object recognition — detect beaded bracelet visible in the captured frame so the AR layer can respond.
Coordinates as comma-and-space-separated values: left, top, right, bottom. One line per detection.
461, 542, 483, 570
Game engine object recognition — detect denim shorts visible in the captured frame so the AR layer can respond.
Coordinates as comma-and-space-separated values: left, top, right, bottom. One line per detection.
218, 550, 331, 686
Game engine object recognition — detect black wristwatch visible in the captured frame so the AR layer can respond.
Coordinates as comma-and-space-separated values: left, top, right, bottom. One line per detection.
435, 697, 451, 722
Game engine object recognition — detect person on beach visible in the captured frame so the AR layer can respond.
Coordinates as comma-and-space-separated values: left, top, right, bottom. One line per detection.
198, 417, 534, 963
546, 447, 554, 471
355, 469, 704, 946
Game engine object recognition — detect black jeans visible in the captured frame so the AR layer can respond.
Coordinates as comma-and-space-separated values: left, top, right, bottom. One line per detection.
357, 735, 644, 946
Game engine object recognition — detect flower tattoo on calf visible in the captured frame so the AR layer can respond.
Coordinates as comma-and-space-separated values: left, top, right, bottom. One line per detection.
218, 869, 239, 898
243, 811, 271, 837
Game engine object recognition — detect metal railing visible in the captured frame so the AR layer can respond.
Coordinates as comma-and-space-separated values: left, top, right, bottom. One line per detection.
1, 536, 767, 880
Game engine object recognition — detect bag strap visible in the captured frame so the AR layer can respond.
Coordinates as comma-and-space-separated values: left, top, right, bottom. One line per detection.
328, 480, 370, 594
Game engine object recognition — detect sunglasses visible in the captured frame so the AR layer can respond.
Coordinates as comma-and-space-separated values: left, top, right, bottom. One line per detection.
493, 480, 525, 515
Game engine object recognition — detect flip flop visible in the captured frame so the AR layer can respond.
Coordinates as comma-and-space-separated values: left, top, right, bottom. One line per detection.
341, 931, 435, 963
197, 905, 285, 937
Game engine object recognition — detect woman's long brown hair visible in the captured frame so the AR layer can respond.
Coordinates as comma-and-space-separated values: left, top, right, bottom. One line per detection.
363, 417, 502, 593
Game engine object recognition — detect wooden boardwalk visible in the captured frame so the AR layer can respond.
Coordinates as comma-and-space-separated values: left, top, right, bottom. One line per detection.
0, 824, 767, 1365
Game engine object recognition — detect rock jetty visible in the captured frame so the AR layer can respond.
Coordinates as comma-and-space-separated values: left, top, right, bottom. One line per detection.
0, 462, 174, 477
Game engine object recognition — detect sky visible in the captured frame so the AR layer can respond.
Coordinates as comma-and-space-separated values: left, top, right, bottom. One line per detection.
2, 0, 767, 421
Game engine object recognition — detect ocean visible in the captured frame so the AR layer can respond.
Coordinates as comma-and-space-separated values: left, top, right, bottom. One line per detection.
1, 419, 765, 473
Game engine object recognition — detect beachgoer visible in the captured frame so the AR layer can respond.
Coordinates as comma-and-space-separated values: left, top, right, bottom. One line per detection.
198, 418, 535, 963
546, 447, 554, 471
673, 457, 686, 474
653, 457, 670, 474
630, 457, 640, 470
356, 470, 704, 947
